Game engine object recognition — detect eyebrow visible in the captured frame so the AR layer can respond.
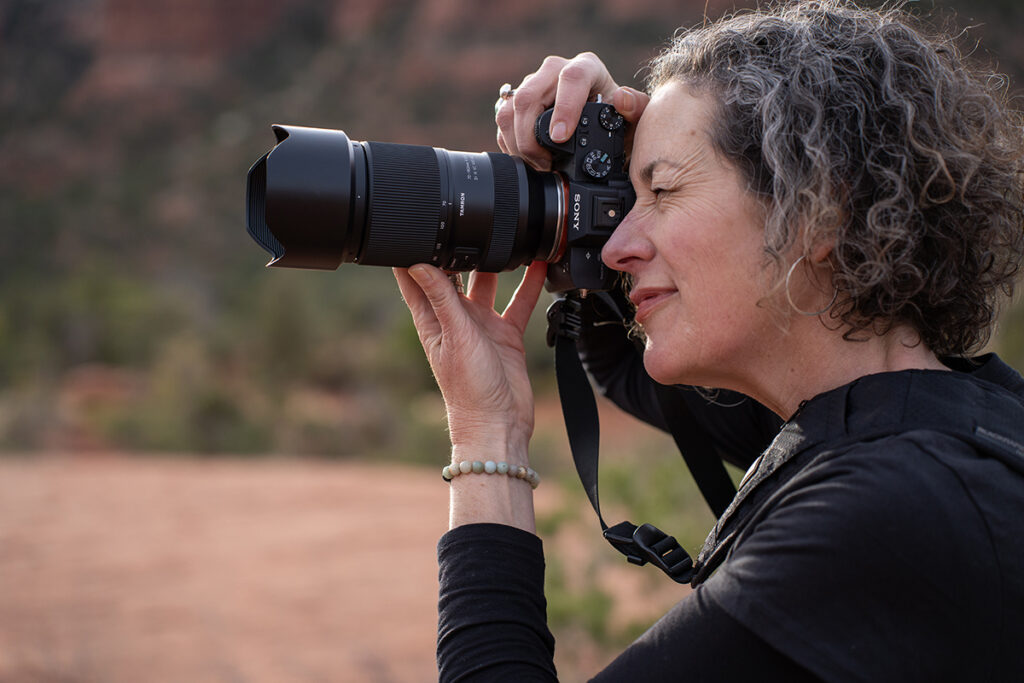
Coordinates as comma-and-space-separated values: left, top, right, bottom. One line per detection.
637, 159, 676, 186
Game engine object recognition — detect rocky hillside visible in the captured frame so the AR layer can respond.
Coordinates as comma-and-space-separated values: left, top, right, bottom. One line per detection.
1, 0, 1021, 454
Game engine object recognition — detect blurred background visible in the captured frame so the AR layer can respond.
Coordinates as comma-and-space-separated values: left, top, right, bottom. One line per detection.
1, 0, 1022, 680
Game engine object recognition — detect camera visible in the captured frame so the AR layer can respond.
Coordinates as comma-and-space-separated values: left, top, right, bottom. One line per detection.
245, 101, 635, 292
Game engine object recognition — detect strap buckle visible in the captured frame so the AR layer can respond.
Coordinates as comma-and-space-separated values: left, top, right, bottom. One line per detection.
546, 296, 584, 347
603, 521, 694, 584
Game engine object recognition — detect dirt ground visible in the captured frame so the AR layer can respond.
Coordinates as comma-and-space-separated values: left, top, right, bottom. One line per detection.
0, 454, 539, 683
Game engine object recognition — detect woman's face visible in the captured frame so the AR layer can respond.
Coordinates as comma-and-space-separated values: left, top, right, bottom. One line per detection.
601, 81, 777, 390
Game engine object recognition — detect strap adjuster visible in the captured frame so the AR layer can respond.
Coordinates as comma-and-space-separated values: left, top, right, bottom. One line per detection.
546, 297, 584, 347
603, 521, 694, 584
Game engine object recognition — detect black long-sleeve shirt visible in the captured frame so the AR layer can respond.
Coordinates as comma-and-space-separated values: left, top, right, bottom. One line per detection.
437, 304, 1024, 680
439, 524, 818, 681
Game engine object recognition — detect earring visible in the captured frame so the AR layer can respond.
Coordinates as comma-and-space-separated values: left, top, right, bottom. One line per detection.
785, 254, 838, 317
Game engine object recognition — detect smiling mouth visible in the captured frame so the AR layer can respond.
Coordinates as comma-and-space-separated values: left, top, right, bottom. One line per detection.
631, 289, 676, 323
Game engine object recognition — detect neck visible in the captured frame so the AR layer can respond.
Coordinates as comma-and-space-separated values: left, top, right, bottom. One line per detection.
737, 319, 948, 420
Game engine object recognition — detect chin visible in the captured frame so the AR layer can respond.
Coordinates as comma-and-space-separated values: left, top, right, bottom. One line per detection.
642, 337, 725, 390
638, 317, 700, 386
641, 345, 687, 387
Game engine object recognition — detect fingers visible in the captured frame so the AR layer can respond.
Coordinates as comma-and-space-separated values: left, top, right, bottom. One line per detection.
394, 267, 441, 344
495, 78, 527, 156
496, 52, 621, 171
467, 271, 498, 308
548, 52, 620, 142
393, 267, 430, 320
611, 86, 650, 123
503, 261, 548, 334
395, 265, 459, 348
409, 264, 472, 337
501, 55, 568, 170
397, 263, 547, 345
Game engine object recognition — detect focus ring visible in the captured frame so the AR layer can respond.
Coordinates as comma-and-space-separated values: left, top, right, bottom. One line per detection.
362, 142, 440, 267
480, 152, 519, 271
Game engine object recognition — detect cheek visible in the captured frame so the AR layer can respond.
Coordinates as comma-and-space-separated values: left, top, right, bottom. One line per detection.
646, 268, 762, 379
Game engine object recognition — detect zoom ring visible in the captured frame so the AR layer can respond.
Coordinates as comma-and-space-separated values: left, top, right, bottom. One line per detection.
362, 142, 441, 267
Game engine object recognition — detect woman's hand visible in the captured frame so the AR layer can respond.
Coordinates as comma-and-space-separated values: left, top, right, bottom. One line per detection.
394, 262, 548, 463
495, 52, 650, 171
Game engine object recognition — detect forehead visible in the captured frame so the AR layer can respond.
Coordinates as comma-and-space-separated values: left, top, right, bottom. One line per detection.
633, 81, 717, 179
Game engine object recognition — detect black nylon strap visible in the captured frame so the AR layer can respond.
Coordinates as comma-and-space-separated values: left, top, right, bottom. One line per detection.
548, 295, 695, 583
554, 333, 606, 530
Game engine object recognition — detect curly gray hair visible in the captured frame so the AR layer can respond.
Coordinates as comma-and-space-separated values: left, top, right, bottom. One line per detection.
648, 0, 1024, 356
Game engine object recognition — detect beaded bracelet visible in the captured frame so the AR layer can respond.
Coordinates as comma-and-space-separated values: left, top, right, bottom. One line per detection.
442, 460, 540, 489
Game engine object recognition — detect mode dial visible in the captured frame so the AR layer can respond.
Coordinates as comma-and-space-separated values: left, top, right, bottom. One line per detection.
583, 149, 612, 178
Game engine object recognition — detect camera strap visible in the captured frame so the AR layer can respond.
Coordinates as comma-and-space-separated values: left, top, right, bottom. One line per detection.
546, 293, 737, 584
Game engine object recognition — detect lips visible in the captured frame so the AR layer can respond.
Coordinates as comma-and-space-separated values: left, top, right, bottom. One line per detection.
630, 287, 677, 324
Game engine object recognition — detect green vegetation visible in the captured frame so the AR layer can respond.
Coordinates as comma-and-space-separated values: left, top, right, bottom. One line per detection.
0, 2, 1021, 462
1, 2, 1021, 679
0, 0, 679, 455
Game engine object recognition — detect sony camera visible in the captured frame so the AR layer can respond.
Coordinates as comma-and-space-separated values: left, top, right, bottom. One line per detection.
245, 100, 635, 292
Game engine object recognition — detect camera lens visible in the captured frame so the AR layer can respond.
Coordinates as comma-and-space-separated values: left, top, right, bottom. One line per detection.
246, 125, 566, 273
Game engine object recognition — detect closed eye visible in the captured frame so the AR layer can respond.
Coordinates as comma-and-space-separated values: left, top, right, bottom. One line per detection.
650, 187, 676, 202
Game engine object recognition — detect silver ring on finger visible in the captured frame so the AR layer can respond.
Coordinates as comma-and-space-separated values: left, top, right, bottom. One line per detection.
494, 82, 516, 115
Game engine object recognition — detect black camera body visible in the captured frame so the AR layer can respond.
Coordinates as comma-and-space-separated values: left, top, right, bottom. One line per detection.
535, 101, 634, 291
245, 101, 635, 292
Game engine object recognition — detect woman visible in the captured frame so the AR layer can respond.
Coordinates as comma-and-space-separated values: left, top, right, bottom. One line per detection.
394, 1, 1024, 679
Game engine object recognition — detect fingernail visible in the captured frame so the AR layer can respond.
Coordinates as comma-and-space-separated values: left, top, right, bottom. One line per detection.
551, 121, 568, 141
408, 264, 430, 285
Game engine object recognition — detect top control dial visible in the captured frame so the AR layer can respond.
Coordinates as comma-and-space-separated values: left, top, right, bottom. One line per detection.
599, 105, 625, 131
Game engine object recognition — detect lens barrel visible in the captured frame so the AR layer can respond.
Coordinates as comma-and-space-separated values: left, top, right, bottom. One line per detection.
246, 125, 564, 273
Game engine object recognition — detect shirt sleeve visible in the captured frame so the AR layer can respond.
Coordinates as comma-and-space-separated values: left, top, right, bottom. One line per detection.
437, 524, 557, 682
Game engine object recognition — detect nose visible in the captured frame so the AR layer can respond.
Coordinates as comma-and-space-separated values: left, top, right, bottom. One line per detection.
601, 209, 652, 274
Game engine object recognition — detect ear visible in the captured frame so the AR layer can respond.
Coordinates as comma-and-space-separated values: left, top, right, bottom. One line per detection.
809, 239, 834, 266
804, 185, 849, 266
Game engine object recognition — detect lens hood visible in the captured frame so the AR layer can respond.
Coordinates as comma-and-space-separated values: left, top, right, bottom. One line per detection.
246, 124, 362, 269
